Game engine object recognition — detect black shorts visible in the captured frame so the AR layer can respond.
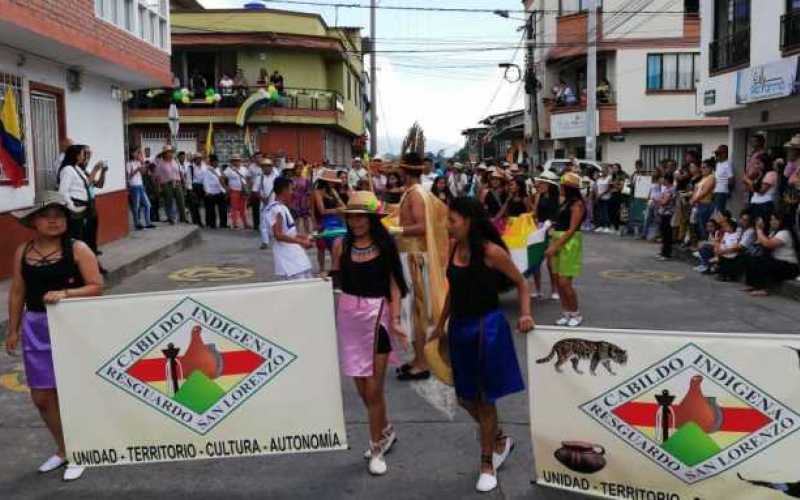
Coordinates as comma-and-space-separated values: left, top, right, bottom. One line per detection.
376, 325, 392, 354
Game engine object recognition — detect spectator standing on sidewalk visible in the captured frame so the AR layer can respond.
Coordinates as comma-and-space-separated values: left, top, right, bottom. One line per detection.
126, 148, 155, 230
255, 158, 280, 249
713, 145, 734, 212
185, 153, 206, 227
782, 136, 800, 220
224, 154, 251, 230
656, 173, 676, 260
743, 154, 778, 224
247, 152, 264, 231
267, 177, 314, 280
201, 154, 228, 229
594, 166, 612, 233
144, 161, 161, 223
177, 151, 202, 227
690, 159, 716, 242
6, 191, 103, 482
154, 146, 184, 225
348, 157, 369, 190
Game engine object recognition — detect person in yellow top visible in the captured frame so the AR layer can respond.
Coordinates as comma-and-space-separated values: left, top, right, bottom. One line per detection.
690, 158, 717, 242
388, 152, 449, 381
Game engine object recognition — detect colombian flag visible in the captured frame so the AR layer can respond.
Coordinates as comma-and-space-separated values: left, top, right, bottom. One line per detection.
204, 121, 214, 156
0, 87, 25, 187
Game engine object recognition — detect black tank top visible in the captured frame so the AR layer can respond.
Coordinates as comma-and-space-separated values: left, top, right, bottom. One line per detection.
485, 191, 506, 218
447, 247, 499, 318
507, 197, 527, 217
340, 249, 390, 298
22, 239, 84, 312
554, 199, 584, 231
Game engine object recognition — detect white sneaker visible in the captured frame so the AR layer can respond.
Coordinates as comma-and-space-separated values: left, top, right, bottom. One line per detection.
476, 472, 498, 493
493, 437, 514, 470
550, 292, 560, 301
594, 227, 605, 233
38, 455, 66, 473
530, 291, 541, 299
63, 464, 85, 482
368, 443, 387, 476
363, 426, 397, 459
555, 315, 570, 326
567, 315, 584, 328
692, 251, 701, 258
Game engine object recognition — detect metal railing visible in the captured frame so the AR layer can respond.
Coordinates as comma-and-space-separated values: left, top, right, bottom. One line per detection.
128, 85, 345, 112
550, 88, 616, 109
709, 28, 750, 73
782, 10, 800, 52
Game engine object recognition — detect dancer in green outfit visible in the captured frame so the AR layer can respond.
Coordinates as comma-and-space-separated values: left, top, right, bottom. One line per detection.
545, 172, 586, 327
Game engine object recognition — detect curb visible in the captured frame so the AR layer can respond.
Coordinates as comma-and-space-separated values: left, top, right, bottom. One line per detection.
0, 227, 202, 339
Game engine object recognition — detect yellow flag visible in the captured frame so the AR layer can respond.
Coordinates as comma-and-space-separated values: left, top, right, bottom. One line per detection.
1, 87, 22, 140
204, 121, 214, 156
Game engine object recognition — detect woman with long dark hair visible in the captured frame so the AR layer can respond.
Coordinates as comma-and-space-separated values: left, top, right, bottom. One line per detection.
546, 172, 586, 327
743, 213, 800, 296
430, 196, 533, 493
531, 171, 560, 299
311, 168, 347, 273
332, 191, 408, 476
6, 191, 103, 481
431, 175, 451, 205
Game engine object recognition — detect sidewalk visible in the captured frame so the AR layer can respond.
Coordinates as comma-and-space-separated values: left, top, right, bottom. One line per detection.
0, 224, 201, 335
627, 234, 800, 302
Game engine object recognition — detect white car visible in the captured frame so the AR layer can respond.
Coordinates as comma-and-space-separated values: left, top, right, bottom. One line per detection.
544, 159, 603, 176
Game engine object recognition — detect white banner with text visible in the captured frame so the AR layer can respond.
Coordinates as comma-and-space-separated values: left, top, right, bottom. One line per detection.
48, 280, 347, 467
528, 326, 800, 499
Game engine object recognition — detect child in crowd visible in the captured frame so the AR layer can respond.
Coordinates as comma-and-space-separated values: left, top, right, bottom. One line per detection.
266, 177, 314, 280
694, 219, 721, 274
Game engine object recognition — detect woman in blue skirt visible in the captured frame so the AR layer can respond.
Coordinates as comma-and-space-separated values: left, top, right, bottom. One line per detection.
430, 196, 534, 493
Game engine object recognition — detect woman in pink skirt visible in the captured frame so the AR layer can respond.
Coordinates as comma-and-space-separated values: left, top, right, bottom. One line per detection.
6, 191, 103, 481
331, 191, 407, 476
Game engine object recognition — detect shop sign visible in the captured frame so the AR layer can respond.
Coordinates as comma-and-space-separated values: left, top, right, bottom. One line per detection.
736, 56, 799, 104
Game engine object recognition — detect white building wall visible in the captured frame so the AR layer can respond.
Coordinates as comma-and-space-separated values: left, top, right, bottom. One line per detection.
615, 48, 704, 122
604, 127, 729, 172
602, 0, 684, 40
0, 46, 126, 212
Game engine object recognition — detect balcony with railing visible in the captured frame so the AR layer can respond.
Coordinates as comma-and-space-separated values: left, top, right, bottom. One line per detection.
542, 89, 620, 138
709, 29, 750, 74
127, 85, 346, 125
782, 10, 800, 53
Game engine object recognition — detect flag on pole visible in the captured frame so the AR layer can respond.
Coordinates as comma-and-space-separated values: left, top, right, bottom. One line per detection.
0, 87, 26, 187
502, 214, 551, 274
204, 121, 214, 156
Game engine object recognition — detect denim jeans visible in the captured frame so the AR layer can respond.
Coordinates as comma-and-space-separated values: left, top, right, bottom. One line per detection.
713, 192, 729, 212
595, 199, 610, 228
695, 203, 714, 241
129, 185, 151, 227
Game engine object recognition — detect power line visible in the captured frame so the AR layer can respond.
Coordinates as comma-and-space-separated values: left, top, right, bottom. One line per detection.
259, 0, 691, 15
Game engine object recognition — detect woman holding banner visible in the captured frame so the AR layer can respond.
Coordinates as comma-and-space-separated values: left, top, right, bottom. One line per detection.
431, 196, 533, 493
546, 172, 587, 327
5, 191, 103, 482
331, 191, 408, 476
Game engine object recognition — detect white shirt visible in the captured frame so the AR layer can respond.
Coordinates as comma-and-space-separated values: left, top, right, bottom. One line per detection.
348, 167, 368, 189
421, 172, 437, 192
714, 160, 733, 194
58, 165, 91, 213
447, 172, 468, 198
126, 160, 144, 187
719, 230, 742, 259
773, 230, 798, 264
202, 167, 225, 195
247, 163, 261, 189
178, 162, 193, 190
188, 162, 207, 186
225, 166, 249, 191
597, 176, 611, 200
266, 201, 312, 277
751, 171, 778, 204
254, 170, 279, 207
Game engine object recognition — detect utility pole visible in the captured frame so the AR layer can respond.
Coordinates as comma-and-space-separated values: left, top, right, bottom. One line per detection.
585, 0, 598, 160
369, 0, 378, 157
524, 9, 540, 169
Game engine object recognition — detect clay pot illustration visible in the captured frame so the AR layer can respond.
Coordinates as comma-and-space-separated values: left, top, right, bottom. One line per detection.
554, 441, 607, 474
673, 375, 723, 433
181, 326, 221, 380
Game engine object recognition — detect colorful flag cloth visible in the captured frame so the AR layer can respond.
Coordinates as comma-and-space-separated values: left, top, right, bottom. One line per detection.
502, 213, 550, 274
0, 87, 25, 187
204, 121, 214, 156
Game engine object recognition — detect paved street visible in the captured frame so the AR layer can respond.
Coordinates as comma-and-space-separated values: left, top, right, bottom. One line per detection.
2, 229, 799, 499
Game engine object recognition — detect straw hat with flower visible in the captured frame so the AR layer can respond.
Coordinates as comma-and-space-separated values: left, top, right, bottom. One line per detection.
342, 191, 386, 216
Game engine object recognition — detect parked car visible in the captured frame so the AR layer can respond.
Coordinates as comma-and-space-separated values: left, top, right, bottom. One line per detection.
544, 158, 603, 176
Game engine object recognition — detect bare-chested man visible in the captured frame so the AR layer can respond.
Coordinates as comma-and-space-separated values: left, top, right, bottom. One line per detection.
391, 152, 449, 381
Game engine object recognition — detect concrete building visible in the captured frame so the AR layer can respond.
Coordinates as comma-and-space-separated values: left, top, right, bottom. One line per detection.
0, 0, 174, 279
127, 6, 367, 166
526, 0, 728, 173
698, 0, 800, 188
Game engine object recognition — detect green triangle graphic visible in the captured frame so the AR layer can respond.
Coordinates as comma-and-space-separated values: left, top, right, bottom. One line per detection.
173, 370, 226, 414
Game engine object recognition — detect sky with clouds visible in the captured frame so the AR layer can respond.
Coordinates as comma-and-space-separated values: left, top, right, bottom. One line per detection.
197, 0, 525, 154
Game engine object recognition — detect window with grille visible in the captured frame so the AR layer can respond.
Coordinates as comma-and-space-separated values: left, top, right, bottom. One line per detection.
0, 72, 28, 185
639, 144, 701, 174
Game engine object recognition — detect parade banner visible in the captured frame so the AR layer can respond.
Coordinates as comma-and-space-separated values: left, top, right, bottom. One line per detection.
528, 326, 800, 499
47, 280, 347, 467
